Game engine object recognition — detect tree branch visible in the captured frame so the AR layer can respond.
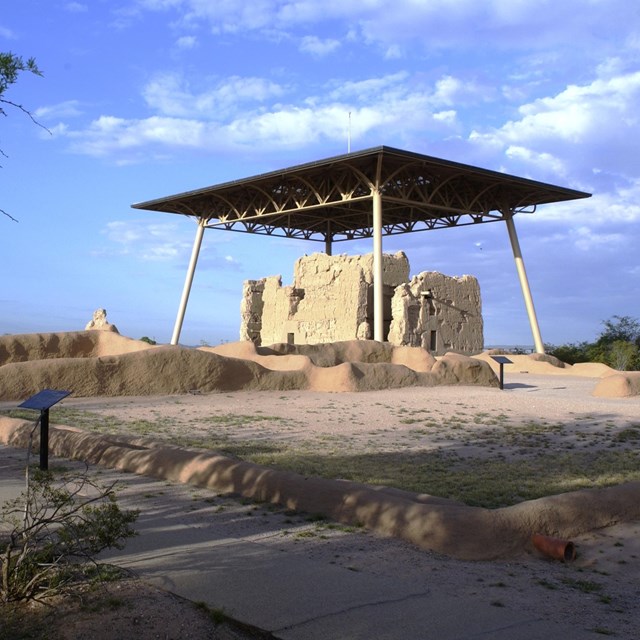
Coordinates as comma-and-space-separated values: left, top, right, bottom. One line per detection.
0, 207, 18, 223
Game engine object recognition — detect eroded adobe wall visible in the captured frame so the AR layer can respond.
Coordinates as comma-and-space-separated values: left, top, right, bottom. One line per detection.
242, 252, 409, 346
239, 279, 266, 343
240, 254, 482, 353
387, 272, 483, 355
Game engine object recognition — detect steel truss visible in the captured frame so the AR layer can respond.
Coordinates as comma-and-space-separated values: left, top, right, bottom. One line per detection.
133, 146, 587, 243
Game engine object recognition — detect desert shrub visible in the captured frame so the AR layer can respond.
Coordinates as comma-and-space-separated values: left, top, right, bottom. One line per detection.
608, 340, 639, 371
1, 467, 138, 603
546, 342, 591, 365
547, 315, 640, 370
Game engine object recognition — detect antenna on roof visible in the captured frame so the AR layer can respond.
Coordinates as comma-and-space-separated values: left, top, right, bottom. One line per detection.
347, 111, 351, 153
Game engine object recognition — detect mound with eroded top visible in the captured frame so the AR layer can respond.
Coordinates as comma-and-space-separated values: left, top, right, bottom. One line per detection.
0, 331, 497, 401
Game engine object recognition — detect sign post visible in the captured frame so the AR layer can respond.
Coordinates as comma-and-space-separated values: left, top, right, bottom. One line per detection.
490, 356, 512, 390
18, 389, 72, 471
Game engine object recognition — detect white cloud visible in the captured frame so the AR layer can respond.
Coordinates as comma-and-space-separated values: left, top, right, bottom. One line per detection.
535, 182, 640, 225
0, 26, 16, 39
97, 220, 244, 271
132, 0, 633, 59
470, 67, 640, 185
34, 100, 83, 120
65, 2, 88, 12
142, 72, 287, 118
571, 226, 625, 252
52, 71, 463, 159
505, 145, 565, 176
507, 72, 640, 145
383, 44, 403, 60
104, 221, 143, 244
433, 110, 457, 125
328, 73, 410, 101
100, 220, 190, 261
175, 34, 197, 49
299, 35, 340, 57
432, 75, 495, 107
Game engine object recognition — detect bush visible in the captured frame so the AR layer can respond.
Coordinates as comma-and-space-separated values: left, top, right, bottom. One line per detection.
608, 340, 640, 371
547, 316, 640, 371
546, 342, 591, 365
1, 467, 138, 603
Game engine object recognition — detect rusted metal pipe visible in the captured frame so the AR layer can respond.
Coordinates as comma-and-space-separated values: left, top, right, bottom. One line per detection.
532, 533, 576, 562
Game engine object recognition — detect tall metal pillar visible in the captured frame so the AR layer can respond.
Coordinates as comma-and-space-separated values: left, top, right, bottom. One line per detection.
372, 189, 384, 341
171, 218, 206, 345
325, 221, 332, 256
505, 215, 545, 354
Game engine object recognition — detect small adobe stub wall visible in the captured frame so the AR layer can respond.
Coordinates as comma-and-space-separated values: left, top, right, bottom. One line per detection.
240, 252, 483, 355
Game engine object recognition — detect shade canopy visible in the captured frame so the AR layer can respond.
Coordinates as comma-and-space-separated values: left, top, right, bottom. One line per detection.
132, 146, 591, 244
132, 145, 591, 350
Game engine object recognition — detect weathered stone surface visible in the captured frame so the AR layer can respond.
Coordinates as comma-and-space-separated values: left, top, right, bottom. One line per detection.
239, 279, 265, 343
85, 308, 119, 333
432, 353, 497, 386
240, 252, 483, 355
387, 272, 483, 355
242, 252, 409, 346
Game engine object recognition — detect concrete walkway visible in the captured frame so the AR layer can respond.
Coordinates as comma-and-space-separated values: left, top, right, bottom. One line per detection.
1, 443, 612, 640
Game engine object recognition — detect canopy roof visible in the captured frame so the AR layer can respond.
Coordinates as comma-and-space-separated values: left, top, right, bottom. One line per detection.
132, 146, 591, 244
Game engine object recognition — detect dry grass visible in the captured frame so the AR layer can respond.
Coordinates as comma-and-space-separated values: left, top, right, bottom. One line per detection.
6, 404, 639, 509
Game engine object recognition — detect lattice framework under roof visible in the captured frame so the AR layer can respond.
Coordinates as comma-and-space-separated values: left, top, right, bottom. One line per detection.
133, 146, 589, 245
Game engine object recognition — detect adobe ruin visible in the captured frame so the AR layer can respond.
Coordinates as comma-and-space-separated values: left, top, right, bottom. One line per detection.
240, 252, 483, 355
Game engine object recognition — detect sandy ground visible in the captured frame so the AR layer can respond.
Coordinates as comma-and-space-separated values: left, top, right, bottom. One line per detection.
2, 373, 640, 638
55, 372, 639, 438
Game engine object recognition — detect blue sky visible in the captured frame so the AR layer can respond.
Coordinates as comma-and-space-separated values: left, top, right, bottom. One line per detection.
1, 0, 639, 347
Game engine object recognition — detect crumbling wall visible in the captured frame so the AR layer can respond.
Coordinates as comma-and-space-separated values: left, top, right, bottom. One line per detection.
239, 279, 266, 343
239, 254, 483, 354
387, 272, 483, 355
241, 252, 409, 346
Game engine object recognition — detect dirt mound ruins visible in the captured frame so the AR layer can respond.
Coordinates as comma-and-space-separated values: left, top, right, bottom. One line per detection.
1, 417, 638, 561
0, 332, 497, 401
0, 331, 153, 364
593, 371, 640, 398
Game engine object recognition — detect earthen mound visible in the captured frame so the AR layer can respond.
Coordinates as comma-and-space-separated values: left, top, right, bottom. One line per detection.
0, 332, 497, 401
0, 345, 306, 400
475, 351, 618, 377
2, 418, 638, 561
592, 371, 640, 397
210, 339, 436, 373
258, 339, 397, 366
571, 362, 617, 377
205, 341, 312, 371
434, 353, 497, 386
0, 331, 154, 365
528, 352, 567, 368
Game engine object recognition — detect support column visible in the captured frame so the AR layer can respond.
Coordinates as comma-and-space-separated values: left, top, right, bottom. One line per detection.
372, 189, 384, 342
505, 216, 544, 354
171, 219, 206, 345
325, 222, 332, 256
